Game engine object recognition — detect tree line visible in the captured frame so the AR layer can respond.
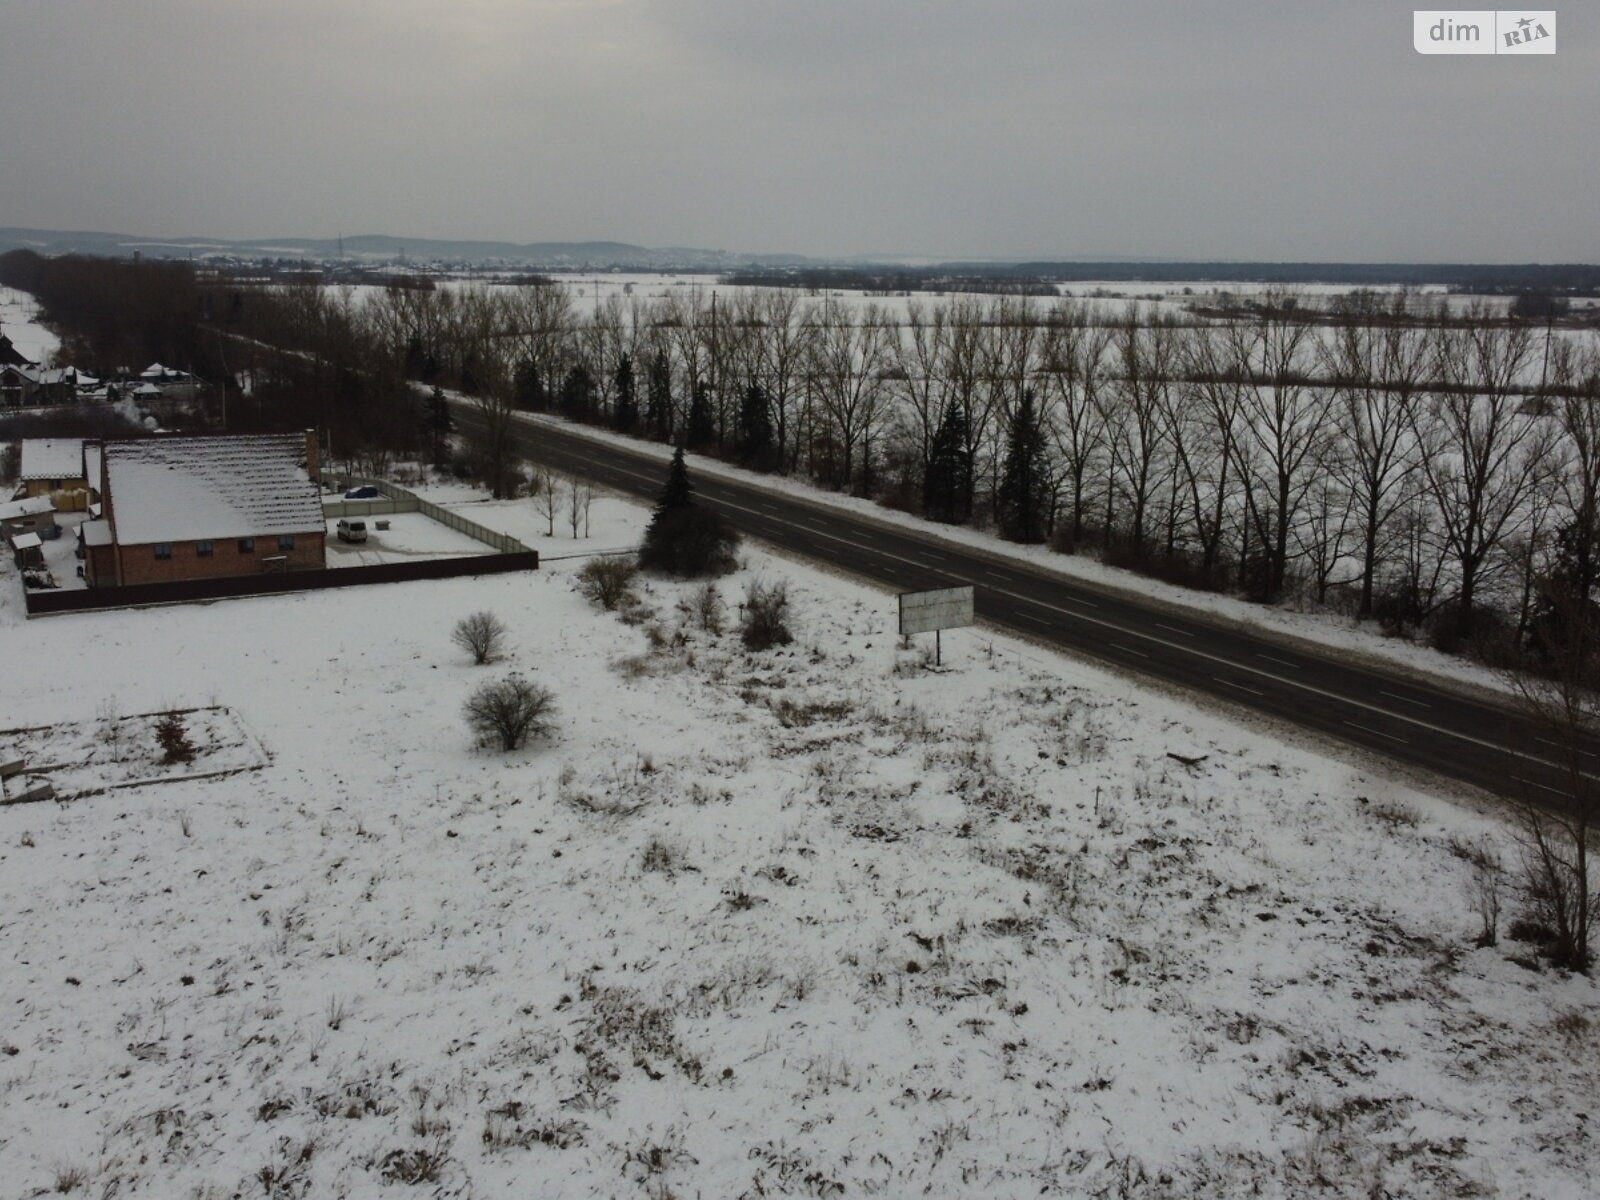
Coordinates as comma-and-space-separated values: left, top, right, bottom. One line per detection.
10, 251, 1600, 659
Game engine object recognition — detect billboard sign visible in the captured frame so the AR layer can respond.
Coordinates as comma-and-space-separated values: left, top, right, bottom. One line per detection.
898, 585, 975, 636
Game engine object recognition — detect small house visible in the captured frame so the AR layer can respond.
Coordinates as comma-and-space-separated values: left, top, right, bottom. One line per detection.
0, 494, 57, 542
90, 430, 326, 587
17, 438, 91, 510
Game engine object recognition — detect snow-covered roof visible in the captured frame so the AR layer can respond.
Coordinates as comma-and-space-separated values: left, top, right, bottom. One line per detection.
83, 444, 103, 491
0, 495, 55, 522
105, 434, 323, 544
79, 520, 112, 547
20, 438, 84, 480
140, 363, 166, 378
134, 383, 161, 396
10, 532, 41, 550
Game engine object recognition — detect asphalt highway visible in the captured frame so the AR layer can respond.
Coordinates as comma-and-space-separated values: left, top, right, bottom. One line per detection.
463, 406, 1590, 811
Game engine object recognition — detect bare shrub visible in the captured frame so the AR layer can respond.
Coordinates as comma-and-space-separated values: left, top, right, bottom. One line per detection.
577, 556, 638, 611
155, 710, 196, 764
378, 1142, 448, 1185
741, 579, 793, 651
640, 836, 690, 875
482, 1102, 587, 1152
1455, 835, 1503, 947
452, 611, 508, 665
693, 582, 725, 634
464, 675, 555, 751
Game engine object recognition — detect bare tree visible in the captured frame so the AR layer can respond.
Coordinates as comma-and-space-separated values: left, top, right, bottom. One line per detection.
1041, 303, 1110, 549
566, 476, 592, 538
1509, 579, 1600, 972
1230, 295, 1331, 602
1416, 313, 1551, 637
1322, 294, 1431, 618
452, 610, 508, 665
468, 387, 521, 500
1102, 305, 1174, 558
464, 675, 555, 751
531, 468, 559, 537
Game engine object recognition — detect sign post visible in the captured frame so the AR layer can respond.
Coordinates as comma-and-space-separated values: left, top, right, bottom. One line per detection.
897, 585, 975, 666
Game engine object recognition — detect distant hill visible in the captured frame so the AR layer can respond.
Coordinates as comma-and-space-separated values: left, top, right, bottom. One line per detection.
0, 227, 1593, 289
0, 227, 811, 271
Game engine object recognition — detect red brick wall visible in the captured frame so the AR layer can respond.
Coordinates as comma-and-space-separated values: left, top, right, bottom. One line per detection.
85, 543, 117, 588
114, 532, 326, 585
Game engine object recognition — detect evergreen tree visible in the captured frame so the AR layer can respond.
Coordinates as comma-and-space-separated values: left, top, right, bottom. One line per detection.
655, 443, 693, 514
996, 389, 1051, 544
736, 383, 775, 470
1529, 518, 1600, 672
685, 381, 716, 451
613, 355, 638, 433
404, 332, 428, 379
923, 403, 972, 524
513, 358, 546, 411
639, 443, 739, 577
645, 351, 673, 441
559, 364, 593, 422
421, 385, 454, 464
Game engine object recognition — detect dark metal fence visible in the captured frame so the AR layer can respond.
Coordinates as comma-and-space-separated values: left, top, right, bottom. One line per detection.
23, 551, 540, 618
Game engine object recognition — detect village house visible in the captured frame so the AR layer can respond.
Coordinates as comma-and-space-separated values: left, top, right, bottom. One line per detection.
0, 494, 58, 543
15, 438, 92, 509
81, 430, 326, 588
0, 365, 90, 408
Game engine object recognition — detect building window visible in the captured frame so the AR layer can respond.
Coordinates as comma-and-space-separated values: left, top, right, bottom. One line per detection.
238, 537, 255, 553
154, 543, 172, 560
277, 534, 295, 551
196, 540, 213, 557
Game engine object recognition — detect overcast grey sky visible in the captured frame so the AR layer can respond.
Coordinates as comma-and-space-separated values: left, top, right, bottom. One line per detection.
2, 2, 1594, 261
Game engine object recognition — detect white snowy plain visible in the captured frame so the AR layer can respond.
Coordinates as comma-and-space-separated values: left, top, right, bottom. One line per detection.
0, 487, 1596, 1199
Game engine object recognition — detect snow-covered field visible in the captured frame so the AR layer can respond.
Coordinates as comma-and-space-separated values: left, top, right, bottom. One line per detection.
0, 286, 60, 365
1, 490, 1596, 1198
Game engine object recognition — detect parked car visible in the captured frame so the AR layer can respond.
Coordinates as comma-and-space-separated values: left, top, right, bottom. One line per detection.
343, 485, 380, 500
336, 519, 368, 543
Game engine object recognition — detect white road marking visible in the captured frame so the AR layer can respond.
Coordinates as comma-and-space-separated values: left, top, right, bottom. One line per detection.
1343, 721, 1408, 744
1380, 691, 1431, 709
1110, 643, 1148, 659
1256, 653, 1298, 669
1156, 623, 1193, 638
1214, 677, 1264, 698
1511, 774, 1573, 799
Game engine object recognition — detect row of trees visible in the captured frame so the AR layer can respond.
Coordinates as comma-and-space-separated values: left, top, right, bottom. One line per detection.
231, 280, 1599, 647
9, 254, 1593, 648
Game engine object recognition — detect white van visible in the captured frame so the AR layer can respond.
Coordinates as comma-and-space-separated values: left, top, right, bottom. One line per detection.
336, 519, 368, 543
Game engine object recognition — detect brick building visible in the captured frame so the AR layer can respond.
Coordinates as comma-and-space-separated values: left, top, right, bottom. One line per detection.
81, 431, 326, 588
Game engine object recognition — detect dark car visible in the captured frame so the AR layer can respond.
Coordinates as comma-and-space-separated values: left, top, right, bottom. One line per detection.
343, 485, 380, 500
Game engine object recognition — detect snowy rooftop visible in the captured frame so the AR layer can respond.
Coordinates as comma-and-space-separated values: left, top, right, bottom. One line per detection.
105, 434, 323, 544
0, 495, 55, 522
79, 519, 111, 547
19, 438, 84, 480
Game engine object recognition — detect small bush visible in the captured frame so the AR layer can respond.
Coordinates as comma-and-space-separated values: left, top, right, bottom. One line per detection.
452, 610, 508, 665
464, 675, 555, 751
741, 580, 793, 651
577, 557, 638, 611
155, 710, 196, 764
693, 582, 725, 634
